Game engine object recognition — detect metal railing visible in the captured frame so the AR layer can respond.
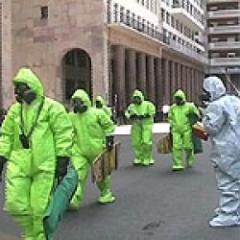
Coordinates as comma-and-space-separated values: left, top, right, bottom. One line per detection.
210, 57, 240, 66
169, 39, 208, 63
172, 0, 204, 25
209, 25, 240, 33
209, 41, 240, 49
209, 66, 240, 74
107, 0, 207, 64
208, 0, 238, 2
208, 9, 240, 18
107, 0, 167, 43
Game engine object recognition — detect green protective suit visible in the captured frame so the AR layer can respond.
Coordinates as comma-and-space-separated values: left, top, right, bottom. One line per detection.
69, 90, 116, 209
95, 96, 113, 118
0, 68, 73, 240
168, 89, 199, 171
125, 90, 156, 166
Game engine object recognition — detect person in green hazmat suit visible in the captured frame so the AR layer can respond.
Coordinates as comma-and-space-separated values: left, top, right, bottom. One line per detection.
95, 95, 117, 124
69, 89, 116, 210
125, 90, 156, 166
0, 67, 73, 240
95, 96, 112, 117
168, 89, 199, 171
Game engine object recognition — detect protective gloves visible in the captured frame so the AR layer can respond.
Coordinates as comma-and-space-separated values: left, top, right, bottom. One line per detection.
55, 157, 70, 182
137, 114, 151, 120
129, 114, 138, 120
187, 112, 200, 125
106, 135, 114, 151
143, 114, 151, 119
137, 115, 144, 120
0, 156, 7, 182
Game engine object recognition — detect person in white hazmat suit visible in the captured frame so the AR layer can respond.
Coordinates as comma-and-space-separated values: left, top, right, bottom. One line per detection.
202, 76, 240, 227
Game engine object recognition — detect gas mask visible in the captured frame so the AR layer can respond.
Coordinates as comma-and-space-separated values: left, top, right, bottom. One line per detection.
199, 88, 211, 108
200, 88, 211, 102
14, 83, 37, 104
175, 96, 184, 106
73, 98, 88, 113
132, 96, 142, 105
95, 100, 103, 109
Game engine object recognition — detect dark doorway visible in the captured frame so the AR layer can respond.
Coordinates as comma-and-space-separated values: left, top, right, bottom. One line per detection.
62, 49, 92, 101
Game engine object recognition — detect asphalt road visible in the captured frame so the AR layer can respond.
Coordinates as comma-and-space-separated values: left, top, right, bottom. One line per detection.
1, 135, 240, 240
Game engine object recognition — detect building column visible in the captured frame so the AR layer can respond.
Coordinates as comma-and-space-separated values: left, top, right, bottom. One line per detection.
163, 58, 170, 105
112, 45, 126, 114
198, 71, 203, 98
155, 58, 163, 108
136, 52, 146, 94
191, 68, 196, 102
125, 49, 137, 105
189, 68, 193, 102
182, 66, 188, 96
193, 69, 197, 97
197, 71, 201, 96
176, 63, 181, 89
171, 61, 177, 96
1, 0, 13, 108
146, 55, 156, 103
185, 67, 190, 100
200, 72, 205, 87
179, 65, 183, 89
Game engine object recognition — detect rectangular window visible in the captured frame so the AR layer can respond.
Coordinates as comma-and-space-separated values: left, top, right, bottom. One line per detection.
171, 16, 174, 27
41, 6, 48, 19
166, 12, 170, 24
161, 9, 165, 22
176, 20, 179, 30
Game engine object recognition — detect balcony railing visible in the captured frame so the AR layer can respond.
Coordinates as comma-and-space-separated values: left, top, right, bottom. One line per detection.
210, 57, 240, 66
209, 25, 240, 34
209, 66, 240, 74
172, 0, 204, 25
107, 0, 168, 43
169, 39, 208, 64
208, 0, 238, 2
209, 41, 240, 49
208, 9, 240, 18
171, 8, 204, 31
107, 0, 207, 64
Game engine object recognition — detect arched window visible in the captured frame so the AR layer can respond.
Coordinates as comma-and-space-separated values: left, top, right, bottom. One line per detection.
62, 49, 92, 101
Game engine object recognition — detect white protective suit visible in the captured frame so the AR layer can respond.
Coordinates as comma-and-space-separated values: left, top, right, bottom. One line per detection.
203, 76, 240, 227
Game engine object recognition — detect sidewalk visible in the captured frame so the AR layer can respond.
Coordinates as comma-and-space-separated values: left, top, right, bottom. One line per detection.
114, 123, 170, 135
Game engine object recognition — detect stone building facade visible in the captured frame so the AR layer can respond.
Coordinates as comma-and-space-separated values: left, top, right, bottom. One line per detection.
0, 0, 12, 108
1, 0, 206, 118
207, 0, 240, 92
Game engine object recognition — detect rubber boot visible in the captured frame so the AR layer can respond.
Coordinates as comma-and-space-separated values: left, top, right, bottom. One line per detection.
149, 159, 155, 165
97, 176, 116, 204
14, 215, 34, 240
186, 149, 195, 168
69, 184, 84, 210
172, 148, 184, 171
133, 158, 141, 166
33, 216, 47, 240
142, 143, 154, 166
133, 145, 143, 166
209, 215, 240, 227
69, 165, 89, 210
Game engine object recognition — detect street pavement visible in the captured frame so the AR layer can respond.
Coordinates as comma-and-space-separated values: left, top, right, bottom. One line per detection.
1, 135, 240, 240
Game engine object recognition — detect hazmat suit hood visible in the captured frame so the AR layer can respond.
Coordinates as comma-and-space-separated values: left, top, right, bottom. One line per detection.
72, 89, 91, 107
96, 96, 106, 106
174, 89, 186, 102
203, 76, 226, 101
132, 90, 144, 102
13, 67, 44, 97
